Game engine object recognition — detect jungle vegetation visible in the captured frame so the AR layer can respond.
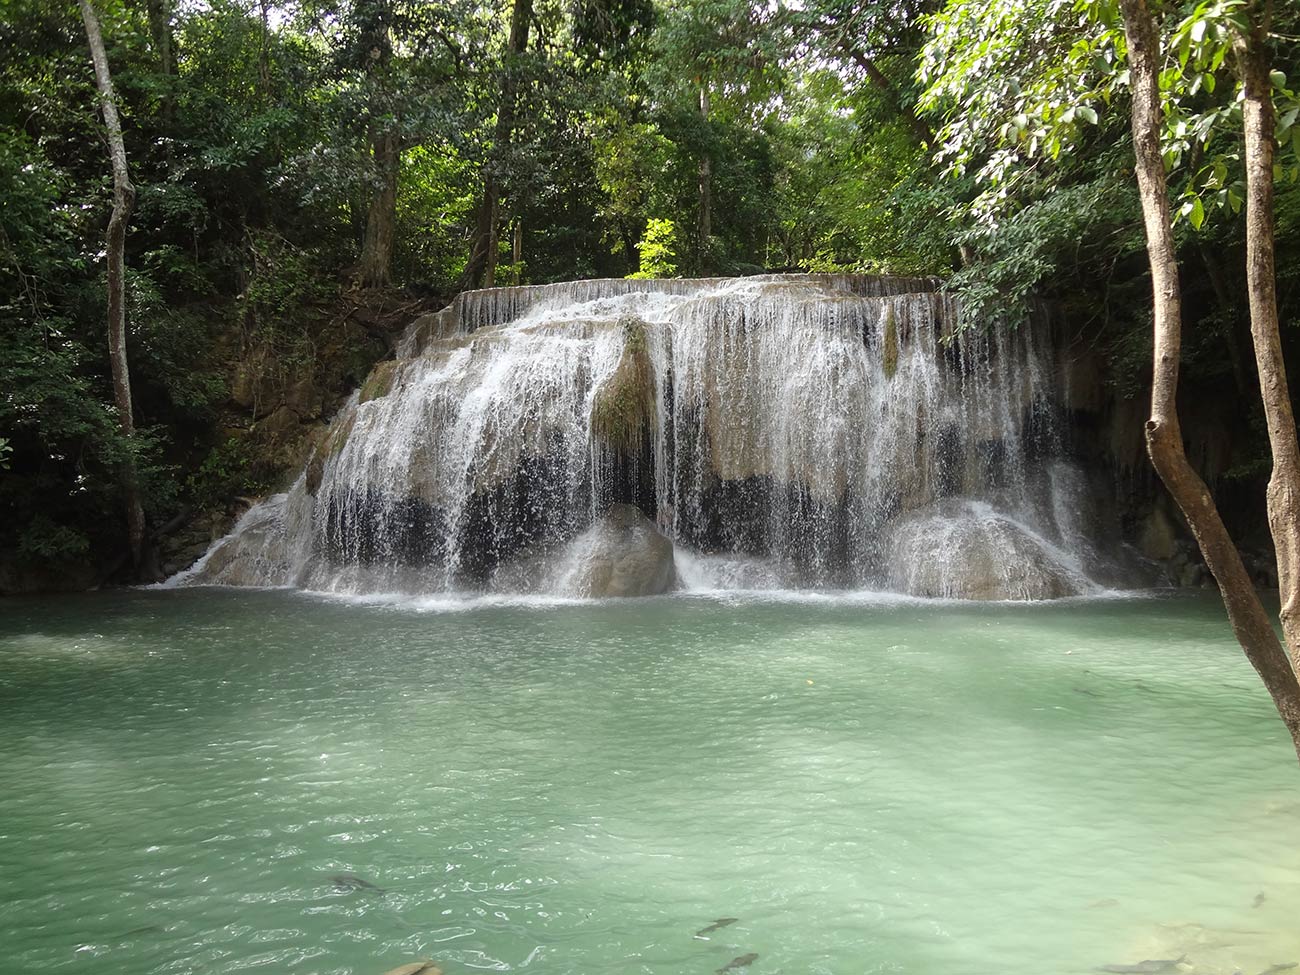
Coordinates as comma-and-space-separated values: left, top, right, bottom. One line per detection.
2, 0, 1299, 604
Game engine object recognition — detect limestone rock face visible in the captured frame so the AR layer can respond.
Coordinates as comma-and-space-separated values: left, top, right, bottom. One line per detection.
556, 504, 676, 598
886, 501, 1090, 600
173, 276, 1138, 600
181, 495, 298, 587
1137, 503, 1179, 562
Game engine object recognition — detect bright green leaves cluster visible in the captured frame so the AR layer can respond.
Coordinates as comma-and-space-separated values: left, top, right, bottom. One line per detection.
628, 218, 680, 278
921, 0, 1300, 235
918, 0, 1109, 214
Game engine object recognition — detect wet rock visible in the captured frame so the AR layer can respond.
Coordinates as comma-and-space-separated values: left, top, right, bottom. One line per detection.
1096, 955, 1186, 974
257, 404, 302, 440
556, 504, 676, 597
591, 318, 656, 455
1137, 504, 1179, 562
182, 494, 298, 587
886, 500, 1088, 600
359, 360, 400, 404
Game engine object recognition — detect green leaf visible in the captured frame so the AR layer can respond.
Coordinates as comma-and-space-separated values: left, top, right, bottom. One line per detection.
1271, 69, 1288, 89
1078, 105, 1098, 124
1189, 196, 1205, 230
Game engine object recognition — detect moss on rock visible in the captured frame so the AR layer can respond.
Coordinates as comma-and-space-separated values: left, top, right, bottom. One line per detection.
359, 360, 399, 404
591, 318, 657, 454
882, 305, 899, 380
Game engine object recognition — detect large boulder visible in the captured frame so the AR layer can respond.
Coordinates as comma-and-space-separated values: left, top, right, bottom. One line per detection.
556, 504, 676, 597
885, 500, 1090, 600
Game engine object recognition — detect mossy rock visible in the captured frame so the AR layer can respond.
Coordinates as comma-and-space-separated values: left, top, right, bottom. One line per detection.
359, 359, 399, 404
302, 422, 333, 496
306, 409, 357, 495
882, 305, 899, 379
591, 319, 656, 454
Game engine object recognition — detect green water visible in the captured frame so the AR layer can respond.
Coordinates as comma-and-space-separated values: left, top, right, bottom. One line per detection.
2, 589, 1299, 975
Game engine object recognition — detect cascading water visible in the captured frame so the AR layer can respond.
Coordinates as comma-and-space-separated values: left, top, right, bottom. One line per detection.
173, 275, 1144, 599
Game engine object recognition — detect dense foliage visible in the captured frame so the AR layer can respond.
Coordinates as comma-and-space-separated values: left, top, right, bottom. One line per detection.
0, 0, 1297, 582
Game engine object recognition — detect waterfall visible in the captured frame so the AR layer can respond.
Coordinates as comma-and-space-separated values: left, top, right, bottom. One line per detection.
173, 274, 1143, 599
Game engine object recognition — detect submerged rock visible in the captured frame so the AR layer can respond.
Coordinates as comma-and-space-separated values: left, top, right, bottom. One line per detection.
556, 504, 676, 597
380, 962, 441, 975
886, 500, 1090, 600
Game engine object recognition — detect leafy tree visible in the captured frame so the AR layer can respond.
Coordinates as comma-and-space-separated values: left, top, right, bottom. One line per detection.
921, 0, 1300, 759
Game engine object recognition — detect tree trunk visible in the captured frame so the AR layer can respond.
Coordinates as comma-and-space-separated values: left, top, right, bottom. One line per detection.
1118, 0, 1300, 760
1235, 1, 1300, 674
257, 0, 271, 97
144, 0, 174, 123
843, 47, 934, 147
357, 127, 398, 288
467, 0, 532, 289
80, 0, 146, 571
697, 80, 712, 273
355, 0, 398, 289
511, 218, 523, 284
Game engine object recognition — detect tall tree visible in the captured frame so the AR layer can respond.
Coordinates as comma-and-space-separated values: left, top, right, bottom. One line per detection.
920, 0, 1300, 757
79, 0, 146, 570
649, 0, 788, 272
1118, 0, 1300, 758
356, 0, 398, 288
144, 0, 174, 121
466, 0, 533, 289
1232, 0, 1300, 672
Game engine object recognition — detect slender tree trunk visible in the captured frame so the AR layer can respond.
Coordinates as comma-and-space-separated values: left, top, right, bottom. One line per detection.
1118, 0, 1300, 760
357, 128, 398, 288
144, 0, 174, 123
356, 1, 398, 291
1194, 0, 1300, 753
843, 47, 934, 146
467, 0, 532, 289
697, 80, 712, 273
258, 0, 271, 97
511, 218, 523, 284
1235, 1, 1300, 671
80, 0, 146, 570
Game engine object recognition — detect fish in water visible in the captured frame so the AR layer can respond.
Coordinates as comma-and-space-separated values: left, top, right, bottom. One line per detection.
118, 925, 161, 938
1097, 957, 1186, 974
695, 918, 739, 938
329, 873, 385, 894
1253, 891, 1268, 908
1259, 965, 1299, 975
716, 953, 758, 974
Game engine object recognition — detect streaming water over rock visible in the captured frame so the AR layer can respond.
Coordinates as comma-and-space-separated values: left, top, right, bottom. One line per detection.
175, 274, 1144, 598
